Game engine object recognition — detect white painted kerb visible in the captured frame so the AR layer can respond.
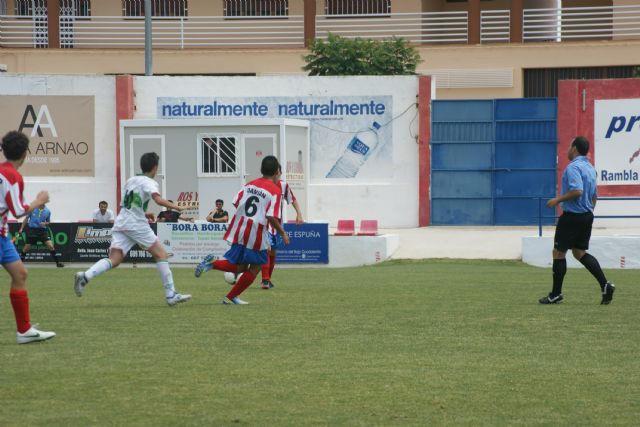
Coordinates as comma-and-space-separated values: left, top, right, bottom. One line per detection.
522, 236, 640, 268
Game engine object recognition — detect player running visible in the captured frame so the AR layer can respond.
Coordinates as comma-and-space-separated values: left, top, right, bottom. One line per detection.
194, 155, 289, 304
74, 152, 191, 306
1, 131, 56, 344
260, 165, 303, 289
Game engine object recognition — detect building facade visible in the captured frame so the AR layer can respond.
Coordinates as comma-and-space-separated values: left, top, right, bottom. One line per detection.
1, 0, 639, 98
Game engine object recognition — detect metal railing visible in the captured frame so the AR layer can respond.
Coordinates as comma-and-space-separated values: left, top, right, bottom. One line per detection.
0, 14, 48, 47
4, 5, 640, 49
56, 15, 304, 48
316, 11, 468, 44
480, 9, 509, 42
524, 5, 640, 42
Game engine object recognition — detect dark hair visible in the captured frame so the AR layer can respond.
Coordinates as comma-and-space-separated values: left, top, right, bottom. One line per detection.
261, 155, 280, 176
1, 131, 29, 161
572, 136, 590, 156
99, 201, 108, 206
216, 199, 223, 204
140, 152, 159, 173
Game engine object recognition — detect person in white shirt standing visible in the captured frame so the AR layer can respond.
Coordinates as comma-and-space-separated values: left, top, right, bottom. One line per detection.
73, 152, 191, 306
92, 201, 114, 223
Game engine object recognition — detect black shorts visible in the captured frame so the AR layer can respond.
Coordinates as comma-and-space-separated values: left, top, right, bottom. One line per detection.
26, 227, 50, 245
554, 211, 593, 252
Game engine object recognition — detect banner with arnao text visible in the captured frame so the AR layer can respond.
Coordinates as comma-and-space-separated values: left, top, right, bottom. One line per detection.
0, 96, 95, 176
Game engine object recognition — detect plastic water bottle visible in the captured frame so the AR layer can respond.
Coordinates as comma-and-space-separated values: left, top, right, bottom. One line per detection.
326, 122, 381, 178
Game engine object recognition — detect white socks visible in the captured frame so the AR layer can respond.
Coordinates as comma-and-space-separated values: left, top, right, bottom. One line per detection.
85, 259, 112, 281
156, 260, 176, 297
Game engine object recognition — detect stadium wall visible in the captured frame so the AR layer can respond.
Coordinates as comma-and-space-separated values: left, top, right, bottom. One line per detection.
131, 76, 426, 228
558, 78, 640, 227
0, 75, 117, 222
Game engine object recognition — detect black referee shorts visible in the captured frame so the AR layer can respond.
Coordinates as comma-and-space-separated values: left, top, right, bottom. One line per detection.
553, 211, 594, 252
26, 227, 51, 245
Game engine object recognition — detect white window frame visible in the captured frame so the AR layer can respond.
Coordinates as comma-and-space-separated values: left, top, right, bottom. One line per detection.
122, 0, 188, 17
223, 0, 289, 18
324, 0, 391, 16
197, 134, 240, 178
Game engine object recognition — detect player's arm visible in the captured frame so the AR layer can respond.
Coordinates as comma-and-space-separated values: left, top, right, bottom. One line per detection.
18, 216, 28, 234
547, 189, 582, 207
547, 190, 582, 208
17, 191, 48, 218
216, 212, 228, 223
206, 211, 214, 222
179, 214, 195, 223
152, 193, 184, 211
267, 216, 289, 245
291, 200, 304, 224
42, 211, 51, 227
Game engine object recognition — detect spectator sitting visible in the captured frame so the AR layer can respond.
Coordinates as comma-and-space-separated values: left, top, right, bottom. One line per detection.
156, 201, 194, 223
206, 199, 229, 223
93, 201, 114, 223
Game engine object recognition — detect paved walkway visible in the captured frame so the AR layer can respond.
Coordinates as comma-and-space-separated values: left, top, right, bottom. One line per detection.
383, 226, 640, 260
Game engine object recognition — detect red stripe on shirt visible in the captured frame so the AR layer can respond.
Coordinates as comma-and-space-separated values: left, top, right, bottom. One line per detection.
242, 218, 254, 246
254, 222, 264, 250
233, 216, 245, 244
224, 214, 237, 241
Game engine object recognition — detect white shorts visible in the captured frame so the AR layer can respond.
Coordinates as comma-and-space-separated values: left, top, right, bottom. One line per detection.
110, 228, 158, 255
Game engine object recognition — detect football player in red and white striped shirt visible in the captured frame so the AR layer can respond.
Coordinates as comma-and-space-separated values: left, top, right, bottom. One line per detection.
194, 155, 289, 304
0, 131, 56, 344
261, 166, 304, 289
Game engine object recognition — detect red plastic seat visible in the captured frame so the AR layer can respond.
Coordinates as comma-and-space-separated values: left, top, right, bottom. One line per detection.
357, 219, 379, 236
334, 219, 355, 236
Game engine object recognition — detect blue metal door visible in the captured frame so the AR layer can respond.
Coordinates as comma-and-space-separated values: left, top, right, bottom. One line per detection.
430, 98, 557, 225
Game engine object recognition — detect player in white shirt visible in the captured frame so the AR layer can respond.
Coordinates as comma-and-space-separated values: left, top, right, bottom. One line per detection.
194, 155, 289, 305
92, 201, 114, 223
74, 152, 191, 306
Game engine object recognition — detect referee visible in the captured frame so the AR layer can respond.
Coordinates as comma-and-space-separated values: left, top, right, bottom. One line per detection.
18, 203, 64, 268
539, 136, 615, 305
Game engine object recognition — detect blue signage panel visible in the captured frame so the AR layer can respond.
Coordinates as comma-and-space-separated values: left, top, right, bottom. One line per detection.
277, 223, 328, 264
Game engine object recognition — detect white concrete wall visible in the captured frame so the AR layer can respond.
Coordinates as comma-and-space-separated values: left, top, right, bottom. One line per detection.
133, 76, 421, 228
0, 75, 116, 222
522, 236, 640, 268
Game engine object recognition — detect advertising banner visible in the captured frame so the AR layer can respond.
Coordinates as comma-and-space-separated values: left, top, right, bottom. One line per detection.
157, 222, 230, 263
157, 96, 393, 181
8, 222, 328, 264
9, 223, 154, 263
71, 223, 155, 263
278, 223, 329, 264
594, 99, 640, 185
9, 223, 70, 263
0, 96, 95, 176
157, 222, 328, 264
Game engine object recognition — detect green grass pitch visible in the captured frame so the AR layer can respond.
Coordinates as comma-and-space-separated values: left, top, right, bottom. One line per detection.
1, 259, 639, 426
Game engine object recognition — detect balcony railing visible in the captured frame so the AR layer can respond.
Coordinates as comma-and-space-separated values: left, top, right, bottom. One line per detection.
523, 5, 640, 42
0, 14, 48, 47
2, 5, 640, 49
480, 9, 510, 43
60, 15, 304, 48
316, 11, 468, 44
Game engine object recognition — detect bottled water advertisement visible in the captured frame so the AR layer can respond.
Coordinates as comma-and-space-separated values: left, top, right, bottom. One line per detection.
157, 96, 393, 180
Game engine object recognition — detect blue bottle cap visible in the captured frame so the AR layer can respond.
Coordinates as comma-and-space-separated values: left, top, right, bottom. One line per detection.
372, 122, 381, 130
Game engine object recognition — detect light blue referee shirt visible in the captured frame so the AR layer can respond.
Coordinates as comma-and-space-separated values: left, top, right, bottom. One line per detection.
27, 207, 51, 229
561, 156, 597, 214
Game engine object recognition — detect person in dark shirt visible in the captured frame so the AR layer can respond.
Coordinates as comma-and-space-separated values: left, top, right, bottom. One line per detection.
156, 200, 194, 223
206, 199, 229, 223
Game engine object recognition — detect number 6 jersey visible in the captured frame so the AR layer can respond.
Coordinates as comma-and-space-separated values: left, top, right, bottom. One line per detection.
224, 177, 281, 251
